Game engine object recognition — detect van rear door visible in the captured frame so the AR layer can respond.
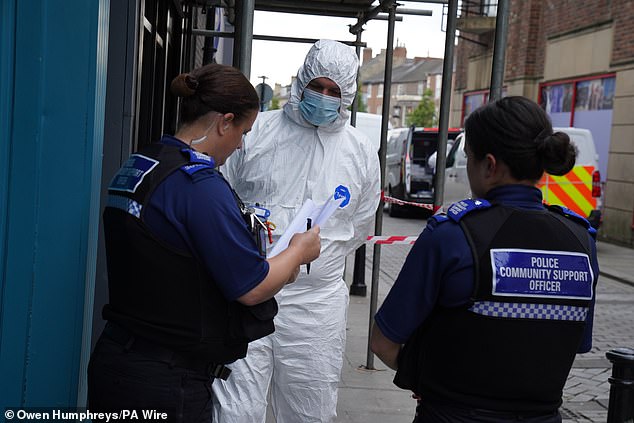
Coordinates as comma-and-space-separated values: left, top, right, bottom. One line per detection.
406, 131, 438, 200
443, 134, 471, 205
405, 129, 461, 201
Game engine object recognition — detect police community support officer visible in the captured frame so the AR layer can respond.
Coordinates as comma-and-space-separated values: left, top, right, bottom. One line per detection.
371, 96, 599, 423
88, 63, 321, 422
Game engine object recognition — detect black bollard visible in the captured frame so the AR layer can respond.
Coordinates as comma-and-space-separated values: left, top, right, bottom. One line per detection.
606, 347, 634, 423
349, 245, 367, 296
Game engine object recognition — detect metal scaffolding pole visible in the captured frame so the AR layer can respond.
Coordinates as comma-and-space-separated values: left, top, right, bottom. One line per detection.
349, 29, 368, 298
234, 0, 255, 78
202, 6, 216, 65
432, 0, 458, 212
365, 3, 397, 371
190, 29, 367, 47
489, 0, 509, 102
349, 0, 396, 34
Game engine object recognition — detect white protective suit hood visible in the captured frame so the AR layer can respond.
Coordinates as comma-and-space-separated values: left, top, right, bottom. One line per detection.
284, 39, 359, 131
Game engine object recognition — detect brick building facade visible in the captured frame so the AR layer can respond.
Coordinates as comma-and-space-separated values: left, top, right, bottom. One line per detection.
452, 0, 634, 246
361, 46, 444, 127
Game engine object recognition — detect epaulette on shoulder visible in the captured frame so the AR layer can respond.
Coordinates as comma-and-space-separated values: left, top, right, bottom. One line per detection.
425, 213, 450, 232
547, 204, 597, 236
446, 199, 492, 222
178, 148, 216, 178
179, 162, 215, 177
429, 213, 450, 224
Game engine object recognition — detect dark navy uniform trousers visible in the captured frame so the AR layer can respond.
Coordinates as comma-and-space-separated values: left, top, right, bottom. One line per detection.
88, 335, 214, 423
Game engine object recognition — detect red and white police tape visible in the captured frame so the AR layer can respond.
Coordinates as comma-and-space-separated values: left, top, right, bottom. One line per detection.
366, 235, 418, 245
382, 193, 439, 211
363, 193, 442, 245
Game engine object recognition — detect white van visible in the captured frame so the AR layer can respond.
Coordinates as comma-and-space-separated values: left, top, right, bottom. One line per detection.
384, 126, 462, 216
431, 132, 471, 208
348, 112, 391, 152
433, 128, 603, 228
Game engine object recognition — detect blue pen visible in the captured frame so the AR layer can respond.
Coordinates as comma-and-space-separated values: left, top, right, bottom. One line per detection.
306, 218, 312, 274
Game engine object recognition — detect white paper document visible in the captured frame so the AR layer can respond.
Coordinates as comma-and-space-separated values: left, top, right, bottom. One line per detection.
268, 195, 345, 258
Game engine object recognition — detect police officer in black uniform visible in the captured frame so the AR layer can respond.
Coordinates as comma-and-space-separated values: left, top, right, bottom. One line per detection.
87, 64, 321, 422
370, 96, 599, 422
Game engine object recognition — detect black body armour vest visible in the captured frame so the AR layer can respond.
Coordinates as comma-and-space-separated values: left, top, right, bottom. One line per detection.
394, 203, 596, 412
102, 142, 277, 364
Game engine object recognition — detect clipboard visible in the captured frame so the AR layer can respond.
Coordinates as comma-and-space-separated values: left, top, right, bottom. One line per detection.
268, 194, 345, 258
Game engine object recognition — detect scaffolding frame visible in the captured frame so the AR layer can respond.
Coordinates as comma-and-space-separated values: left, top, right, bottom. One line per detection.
181, 0, 509, 369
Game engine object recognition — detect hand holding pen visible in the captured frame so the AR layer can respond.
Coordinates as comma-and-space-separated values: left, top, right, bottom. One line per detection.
286, 222, 320, 273
306, 218, 312, 274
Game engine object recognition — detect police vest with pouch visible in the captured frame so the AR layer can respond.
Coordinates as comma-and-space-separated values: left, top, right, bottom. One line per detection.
394, 199, 596, 412
102, 142, 277, 364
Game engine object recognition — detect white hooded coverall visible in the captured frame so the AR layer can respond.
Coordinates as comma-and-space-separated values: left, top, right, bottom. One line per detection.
211, 40, 381, 422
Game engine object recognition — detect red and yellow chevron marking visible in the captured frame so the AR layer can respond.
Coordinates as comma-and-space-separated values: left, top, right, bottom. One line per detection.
537, 165, 596, 217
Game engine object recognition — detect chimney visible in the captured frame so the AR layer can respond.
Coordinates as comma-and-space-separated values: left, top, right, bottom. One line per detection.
362, 48, 373, 65
394, 46, 407, 59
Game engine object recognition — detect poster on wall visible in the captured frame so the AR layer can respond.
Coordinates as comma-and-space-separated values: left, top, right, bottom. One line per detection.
540, 83, 573, 127
575, 77, 615, 111
541, 76, 615, 183
573, 77, 616, 181
463, 92, 486, 123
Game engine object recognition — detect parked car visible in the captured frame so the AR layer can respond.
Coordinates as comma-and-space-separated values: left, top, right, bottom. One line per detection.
384, 126, 462, 216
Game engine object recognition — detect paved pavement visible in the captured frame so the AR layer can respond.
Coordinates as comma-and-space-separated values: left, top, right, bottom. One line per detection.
333, 213, 634, 423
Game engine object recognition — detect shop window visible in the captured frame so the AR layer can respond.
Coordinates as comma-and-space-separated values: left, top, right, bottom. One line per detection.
462, 88, 508, 125
539, 83, 573, 127
463, 91, 487, 124
575, 77, 615, 111
539, 75, 616, 182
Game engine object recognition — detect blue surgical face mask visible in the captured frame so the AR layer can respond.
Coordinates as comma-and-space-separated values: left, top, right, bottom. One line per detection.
299, 88, 341, 126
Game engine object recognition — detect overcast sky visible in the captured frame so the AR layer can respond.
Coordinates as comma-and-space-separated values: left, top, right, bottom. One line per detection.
248, 2, 448, 88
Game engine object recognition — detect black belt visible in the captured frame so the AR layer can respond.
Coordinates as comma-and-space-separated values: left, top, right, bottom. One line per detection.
102, 322, 231, 380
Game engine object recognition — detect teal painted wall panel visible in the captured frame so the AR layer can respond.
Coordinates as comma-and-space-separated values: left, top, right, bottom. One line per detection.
1, 0, 44, 408
0, 0, 16, 280
0, 0, 16, 335
0, 0, 106, 407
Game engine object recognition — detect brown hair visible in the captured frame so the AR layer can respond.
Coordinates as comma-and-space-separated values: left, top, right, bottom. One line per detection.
170, 63, 259, 125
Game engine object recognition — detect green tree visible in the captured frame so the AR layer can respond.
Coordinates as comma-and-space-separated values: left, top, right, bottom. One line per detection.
356, 84, 367, 112
406, 89, 436, 127
348, 84, 367, 112
269, 97, 280, 110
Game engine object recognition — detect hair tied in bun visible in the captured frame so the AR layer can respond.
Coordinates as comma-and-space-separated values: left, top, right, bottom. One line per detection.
533, 128, 550, 153
170, 73, 198, 97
